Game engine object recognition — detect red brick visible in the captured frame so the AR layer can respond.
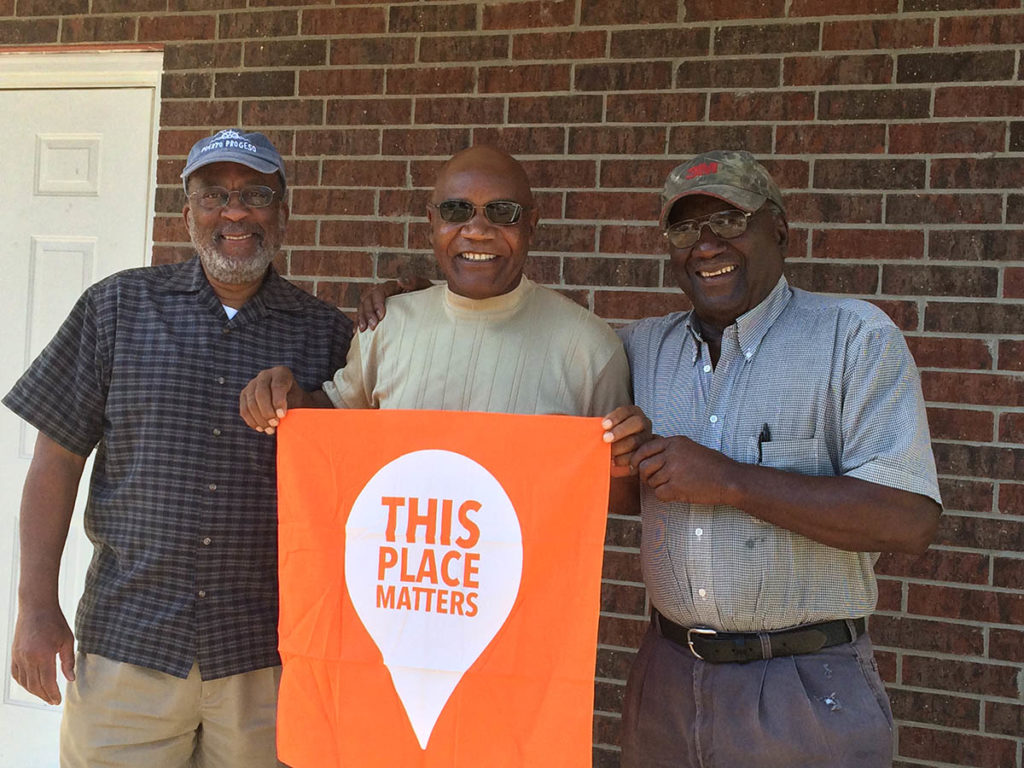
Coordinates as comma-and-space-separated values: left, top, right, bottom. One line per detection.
376, 252, 442, 281
215, 71, 294, 98
594, 290, 689, 321
905, 337, 992, 370
241, 99, 323, 127
905, 0, 1017, 10
715, 22, 820, 55
159, 100, 240, 128
898, 51, 1015, 83
282, 219, 316, 247
600, 582, 647, 615
327, 98, 412, 127
924, 302, 1024, 336
940, 13, 1024, 45
784, 54, 893, 86
924, 371, 1024, 407
16, 0, 87, 12
575, 62, 673, 92
785, 262, 879, 295
776, 124, 885, 154
932, 157, 1024, 189
513, 30, 606, 60
378, 190, 431, 219
482, 0, 575, 30
1006, 267, 1024, 299
792, 0, 898, 12
890, 121, 1006, 154
990, 628, 1024, 662
569, 127, 666, 156
898, 726, 1017, 768
60, 15, 136, 42
290, 188, 376, 216
329, 36, 415, 66
152, 215, 188, 245
314, 280, 362, 311
566, 192, 659, 222
593, 679, 624, 714
523, 256, 562, 286
600, 159, 681, 190
601, 550, 643, 583
581, 0, 676, 24
869, 615, 984, 656
986, 701, 1024, 738
999, 340, 1024, 372
607, 93, 706, 124
289, 250, 374, 278
875, 577, 902, 612
822, 18, 934, 51
815, 159, 925, 190
299, 69, 382, 96
380, 128, 472, 157
389, 3, 476, 32
419, 34, 508, 63
564, 257, 660, 288
888, 194, 1002, 225
999, 414, 1024, 445
469, 127, 566, 156
888, 689, 980, 730
387, 66, 475, 95
531, 223, 596, 253
935, 85, 1024, 117
595, 646, 635, 682
933, 443, 1024, 484
811, 229, 923, 261
874, 649, 897, 683
878, 548, 990, 584
937, 512, 1024, 551
662, 124, 775, 157
163, 42, 242, 70
784, 193, 882, 224
1010, 194, 1024, 223
928, 230, 1024, 262
519, 159, 595, 189
819, 89, 931, 120
762, 159, 810, 190
609, 27, 708, 58
679, 58, 780, 89
508, 95, 604, 124
320, 220, 404, 249
138, 13, 214, 41
901, 654, 1020, 697
883, 265, 998, 298
710, 91, 815, 122
0, 18, 59, 42
414, 97, 504, 126
479, 63, 570, 93
599, 226, 665, 256
295, 129, 379, 156
161, 72, 211, 100
685, 0, 785, 19
993, 555, 1024, 589
219, 9, 297, 38
245, 39, 325, 68
937, 479, 994, 514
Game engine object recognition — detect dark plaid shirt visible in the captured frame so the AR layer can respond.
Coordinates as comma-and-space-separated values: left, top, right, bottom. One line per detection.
4, 257, 351, 680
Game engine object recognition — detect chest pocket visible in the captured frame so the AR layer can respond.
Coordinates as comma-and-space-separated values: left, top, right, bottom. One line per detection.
760, 438, 835, 477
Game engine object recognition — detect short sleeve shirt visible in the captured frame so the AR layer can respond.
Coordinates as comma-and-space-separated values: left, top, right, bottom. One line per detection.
3, 257, 352, 679
620, 276, 941, 632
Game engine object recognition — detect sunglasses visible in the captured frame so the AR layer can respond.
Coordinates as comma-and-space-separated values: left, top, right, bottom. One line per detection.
188, 185, 279, 210
664, 209, 755, 249
430, 199, 528, 226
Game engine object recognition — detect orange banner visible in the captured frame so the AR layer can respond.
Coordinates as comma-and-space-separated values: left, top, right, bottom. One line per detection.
275, 409, 611, 768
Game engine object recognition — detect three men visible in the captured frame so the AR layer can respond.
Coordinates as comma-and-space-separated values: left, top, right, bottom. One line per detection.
5, 130, 351, 767
620, 150, 942, 767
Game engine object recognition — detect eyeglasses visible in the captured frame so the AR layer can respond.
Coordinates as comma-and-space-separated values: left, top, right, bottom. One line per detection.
664, 209, 755, 249
430, 199, 528, 226
188, 185, 279, 210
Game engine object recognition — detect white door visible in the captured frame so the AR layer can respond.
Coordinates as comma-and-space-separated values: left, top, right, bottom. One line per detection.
0, 52, 161, 767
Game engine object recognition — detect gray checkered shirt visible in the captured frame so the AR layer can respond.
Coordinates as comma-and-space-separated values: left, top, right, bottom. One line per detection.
620, 276, 940, 632
4, 257, 351, 679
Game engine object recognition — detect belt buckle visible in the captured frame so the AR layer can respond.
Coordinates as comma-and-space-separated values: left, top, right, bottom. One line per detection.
686, 627, 717, 660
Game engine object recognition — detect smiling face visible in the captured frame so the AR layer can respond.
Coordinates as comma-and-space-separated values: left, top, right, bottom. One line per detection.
428, 147, 538, 300
668, 194, 788, 338
183, 161, 288, 288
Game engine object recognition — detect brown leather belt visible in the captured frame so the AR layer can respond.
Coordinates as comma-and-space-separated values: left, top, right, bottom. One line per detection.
655, 610, 866, 664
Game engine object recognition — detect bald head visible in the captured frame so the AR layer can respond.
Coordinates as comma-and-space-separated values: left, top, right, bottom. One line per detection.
433, 146, 534, 206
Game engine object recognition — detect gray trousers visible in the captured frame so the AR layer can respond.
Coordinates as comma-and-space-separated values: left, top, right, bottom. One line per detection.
621, 623, 893, 768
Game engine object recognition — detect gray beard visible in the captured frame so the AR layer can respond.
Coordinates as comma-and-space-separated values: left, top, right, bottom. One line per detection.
188, 217, 281, 285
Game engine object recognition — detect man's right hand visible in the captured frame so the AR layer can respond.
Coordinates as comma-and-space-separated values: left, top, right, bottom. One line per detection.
240, 366, 329, 435
356, 276, 432, 332
11, 605, 75, 705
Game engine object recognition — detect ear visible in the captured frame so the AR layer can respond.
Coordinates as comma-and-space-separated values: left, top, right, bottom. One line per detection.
426, 205, 435, 248
525, 205, 540, 239
774, 212, 789, 252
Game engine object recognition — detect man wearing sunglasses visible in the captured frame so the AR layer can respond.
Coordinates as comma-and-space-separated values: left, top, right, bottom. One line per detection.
619, 150, 942, 767
4, 129, 351, 767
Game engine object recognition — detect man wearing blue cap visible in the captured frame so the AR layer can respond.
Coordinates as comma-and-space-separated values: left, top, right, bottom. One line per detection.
4, 129, 351, 767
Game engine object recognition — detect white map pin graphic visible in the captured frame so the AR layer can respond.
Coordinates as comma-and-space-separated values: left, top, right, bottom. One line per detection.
346, 449, 523, 750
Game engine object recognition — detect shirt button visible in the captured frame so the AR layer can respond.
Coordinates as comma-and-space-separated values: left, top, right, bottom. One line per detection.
698, 588, 707, 599
703, 364, 711, 373
745, 351, 753, 359
198, 590, 207, 598
202, 537, 212, 546
695, 528, 703, 537
212, 428, 221, 436
709, 415, 718, 424
222, 328, 231, 335
215, 377, 225, 385
208, 483, 217, 491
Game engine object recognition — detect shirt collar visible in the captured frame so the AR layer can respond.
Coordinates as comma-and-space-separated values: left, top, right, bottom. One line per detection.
157, 256, 308, 314
683, 275, 792, 364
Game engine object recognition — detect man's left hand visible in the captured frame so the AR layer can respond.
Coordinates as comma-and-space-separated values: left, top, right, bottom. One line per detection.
602, 405, 652, 478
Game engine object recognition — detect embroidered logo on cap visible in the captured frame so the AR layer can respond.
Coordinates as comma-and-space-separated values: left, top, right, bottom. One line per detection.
686, 161, 719, 180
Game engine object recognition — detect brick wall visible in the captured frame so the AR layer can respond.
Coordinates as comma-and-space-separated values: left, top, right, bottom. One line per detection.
2, 2, 1022, 766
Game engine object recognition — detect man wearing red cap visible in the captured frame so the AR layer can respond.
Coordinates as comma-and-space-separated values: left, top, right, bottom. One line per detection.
4, 129, 351, 767
619, 150, 942, 767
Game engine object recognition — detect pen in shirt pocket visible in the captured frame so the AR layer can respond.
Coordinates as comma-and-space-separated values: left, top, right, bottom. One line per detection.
757, 423, 771, 464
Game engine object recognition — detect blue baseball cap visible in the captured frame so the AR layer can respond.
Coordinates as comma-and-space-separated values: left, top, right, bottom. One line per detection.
181, 129, 286, 189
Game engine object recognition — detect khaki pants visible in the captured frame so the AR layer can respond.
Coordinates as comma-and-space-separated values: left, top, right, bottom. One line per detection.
60, 653, 285, 768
